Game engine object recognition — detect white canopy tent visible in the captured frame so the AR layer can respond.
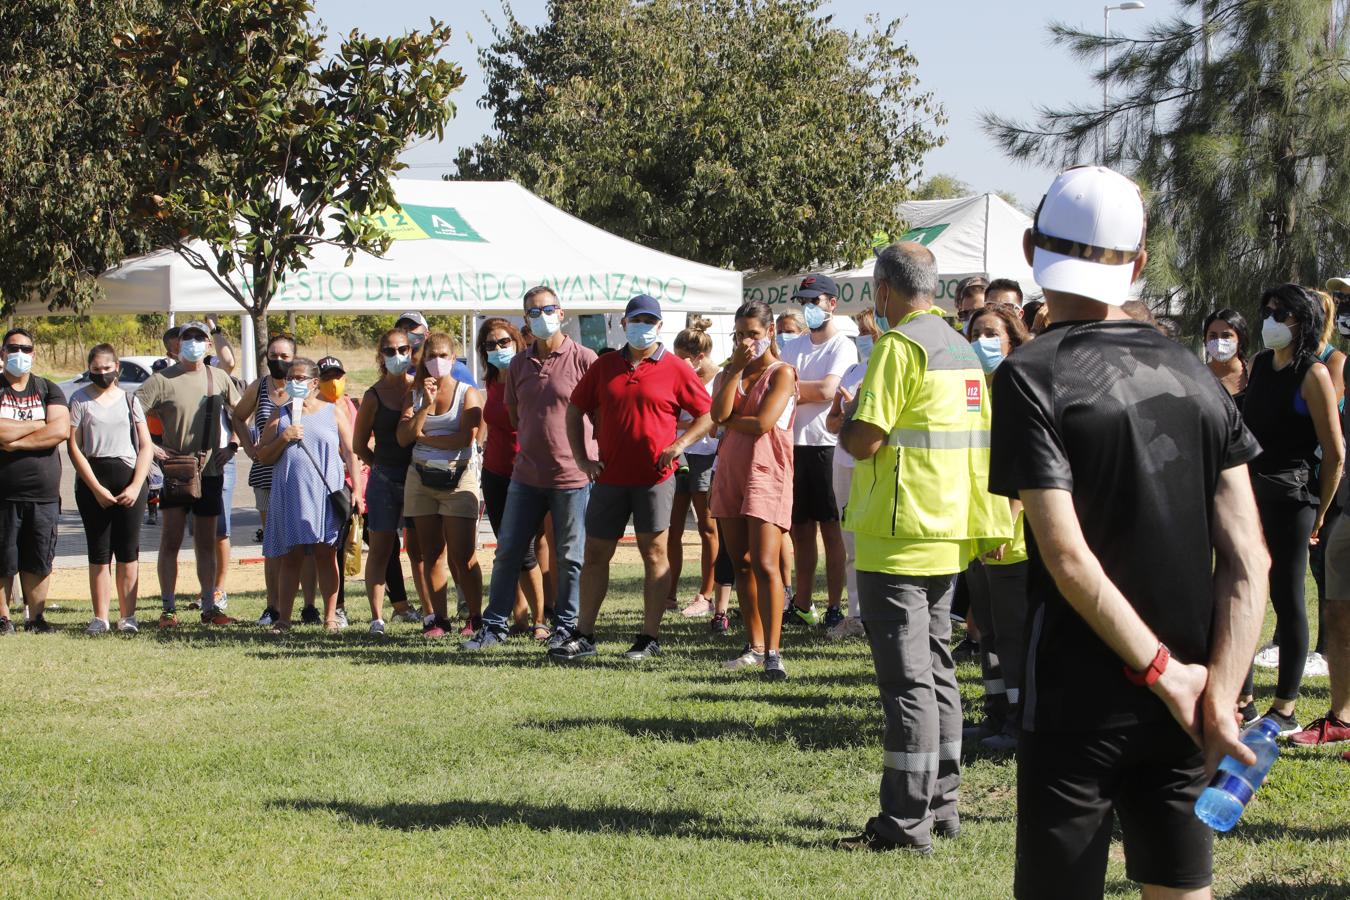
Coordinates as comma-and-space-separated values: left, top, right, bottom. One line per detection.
19, 179, 743, 381
742, 193, 1040, 317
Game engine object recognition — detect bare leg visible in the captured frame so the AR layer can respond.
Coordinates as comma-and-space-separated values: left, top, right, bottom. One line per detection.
719, 518, 763, 652
442, 516, 482, 619
276, 547, 306, 623
158, 507, 188, 608
1325, 592, 1350, 720
115, 561, 139, 621
300, 557, 317, 608
714, 582, 732, 616
415, 515, 449, 620
692, 491, 717, 598
0, 573, 12, 619
406, 523, 431, 612
1140, 884, 1211, 900
666, 491, 692, 604
20, 571, 52, 619
576, 536, 619, 635
214, 535, 230, 596
314, 544, 340, 625
364, 530, 398, 621
749, 518, 785, 653
191, 514, 218, 607
636, 530, 671, 638
790, 520, 818, 608
538, 515, 557, 611
521, 565, 546, 625
90, 564, 112, 622
820, 520, 847, 611
779, 539, 793, 605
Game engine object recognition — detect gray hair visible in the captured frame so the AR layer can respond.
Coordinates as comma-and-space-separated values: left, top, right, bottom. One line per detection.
874, 242, 939, 300
288, 356, 318, 379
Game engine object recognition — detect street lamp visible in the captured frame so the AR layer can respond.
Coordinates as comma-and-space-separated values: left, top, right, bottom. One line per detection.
1102, 1, 1146, 163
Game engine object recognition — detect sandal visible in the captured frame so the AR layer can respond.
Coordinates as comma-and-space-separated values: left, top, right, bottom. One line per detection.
268, 621, 292, 636
325, 619, 341, 635
532, 623, 552, 642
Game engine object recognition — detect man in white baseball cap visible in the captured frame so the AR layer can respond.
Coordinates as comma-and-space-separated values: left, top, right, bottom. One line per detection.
990, 166, 1269, 896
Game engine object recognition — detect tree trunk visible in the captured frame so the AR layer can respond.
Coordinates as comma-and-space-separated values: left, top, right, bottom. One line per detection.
250, 306, 268, 364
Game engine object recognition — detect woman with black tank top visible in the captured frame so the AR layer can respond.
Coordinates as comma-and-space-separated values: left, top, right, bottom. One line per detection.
353, 328, 423, 634
1241, 284, 1344, 735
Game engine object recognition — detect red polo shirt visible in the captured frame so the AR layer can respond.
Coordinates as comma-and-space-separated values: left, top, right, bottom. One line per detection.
569, 344, 712, 487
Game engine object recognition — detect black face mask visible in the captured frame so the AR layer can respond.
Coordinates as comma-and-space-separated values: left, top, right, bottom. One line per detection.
267, 358, 292, 380
89, 371, 117, 389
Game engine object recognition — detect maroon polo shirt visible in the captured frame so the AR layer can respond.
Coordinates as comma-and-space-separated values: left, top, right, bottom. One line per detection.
569, 344, 712, 487
505, 335, 597, 490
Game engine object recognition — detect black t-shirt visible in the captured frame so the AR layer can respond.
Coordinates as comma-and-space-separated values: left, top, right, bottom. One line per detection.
1241, 350, 1319, 504
0, 375, 69, 502
989, 320, 1260, 732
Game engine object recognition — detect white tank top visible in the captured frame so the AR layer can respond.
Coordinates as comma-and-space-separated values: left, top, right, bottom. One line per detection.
412, 380, 473, 465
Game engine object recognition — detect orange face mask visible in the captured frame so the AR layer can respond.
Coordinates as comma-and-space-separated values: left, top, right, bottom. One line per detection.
319, 377, 346, 401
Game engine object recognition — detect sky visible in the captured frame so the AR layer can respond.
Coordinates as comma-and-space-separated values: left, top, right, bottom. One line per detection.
311, 0, 1183, 210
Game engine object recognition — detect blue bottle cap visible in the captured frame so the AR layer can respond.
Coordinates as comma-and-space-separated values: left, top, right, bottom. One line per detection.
1254, 717, 1281, 738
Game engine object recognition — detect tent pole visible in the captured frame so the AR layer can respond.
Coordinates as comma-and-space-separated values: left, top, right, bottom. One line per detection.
983, 194, 991, 276
239, 313, 257, 384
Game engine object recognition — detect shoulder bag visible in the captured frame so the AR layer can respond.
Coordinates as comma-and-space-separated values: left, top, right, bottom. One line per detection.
159, 368, 217, 505
294, 414, 354, 524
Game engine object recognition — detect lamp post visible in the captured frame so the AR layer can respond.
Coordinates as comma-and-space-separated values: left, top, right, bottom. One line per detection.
1102, 1, 1146, 163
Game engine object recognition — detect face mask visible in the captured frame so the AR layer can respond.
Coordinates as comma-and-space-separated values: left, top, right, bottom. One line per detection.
425, 356, 455, 378
285, 378, 311, 400
1261, 317, 1293, 350
749, 338, 771, 360
1337, 314, 1350, 338
487, 348, 516, 370
267, 358, 291, 381
533, 312, 561, 339
407, 332, 426, 350
5, 353, 33, 377
626, 322, 660, 351
385, 353, 411, 375
89, 371, 117, 389
319, 378, 345, 401
856, 335, 874, 359
180, 339, 208, 363
1206, 338, 1238, 362
803, 302, 829, 330
972, 336, 1005, 373
875, 314, 891, 333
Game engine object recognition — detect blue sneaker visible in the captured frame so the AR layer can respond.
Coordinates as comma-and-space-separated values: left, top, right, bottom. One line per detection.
548, 633, 596, 662
822, 606, 845, 629
461, 625, 508, 651
547, 624, 573, 651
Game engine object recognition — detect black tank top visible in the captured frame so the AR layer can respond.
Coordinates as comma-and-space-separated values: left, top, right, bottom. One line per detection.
372, 389, 413, 469
1242, 350, 1318, 503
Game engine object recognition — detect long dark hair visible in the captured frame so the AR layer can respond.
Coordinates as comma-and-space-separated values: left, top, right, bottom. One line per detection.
475, 317, 524, 384
1202, 308, 1250, 361
1261, 284, 1323, 365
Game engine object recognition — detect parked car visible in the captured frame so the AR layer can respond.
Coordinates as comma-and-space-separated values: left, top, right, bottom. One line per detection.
57, 356, 164, 400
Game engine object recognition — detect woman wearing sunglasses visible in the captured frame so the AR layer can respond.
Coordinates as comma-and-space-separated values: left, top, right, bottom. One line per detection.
353, 328, 424, 634
1240, 284, 1345, 734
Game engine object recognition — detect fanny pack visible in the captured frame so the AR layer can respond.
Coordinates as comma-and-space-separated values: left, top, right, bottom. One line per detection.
160, 381, 218, 505
415, 462, 468, 491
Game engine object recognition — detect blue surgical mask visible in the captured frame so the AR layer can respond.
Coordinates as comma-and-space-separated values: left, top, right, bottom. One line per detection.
487, 348, 516, 370
285, 378, 311, 400
856, 335, 874, 359
385, 354, 411, 375
533, 312, 561, 339
180, 339, 208, 363
803, 302, 829, 331
625, 321, 660, 350
775, 334, 790, 350
972, 336, 1005, 373
4, 352, 33, 377
875, 314, 891, 333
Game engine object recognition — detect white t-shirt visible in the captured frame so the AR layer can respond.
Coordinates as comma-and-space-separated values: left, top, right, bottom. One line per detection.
681, 378, 718, 456
833, 362, 869, 469
781, 330, 857, 446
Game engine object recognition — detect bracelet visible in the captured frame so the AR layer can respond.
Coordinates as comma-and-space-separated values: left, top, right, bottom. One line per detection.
1123, 642, 1170, 687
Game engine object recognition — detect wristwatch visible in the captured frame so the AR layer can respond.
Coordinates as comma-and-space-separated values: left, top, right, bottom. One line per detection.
1123, 642, 1170, 687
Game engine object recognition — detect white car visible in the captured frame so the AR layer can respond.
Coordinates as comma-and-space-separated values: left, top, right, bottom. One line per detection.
57, 356, 165, 400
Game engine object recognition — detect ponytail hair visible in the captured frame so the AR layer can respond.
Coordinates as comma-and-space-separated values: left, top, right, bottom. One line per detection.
675, 315, 713, 357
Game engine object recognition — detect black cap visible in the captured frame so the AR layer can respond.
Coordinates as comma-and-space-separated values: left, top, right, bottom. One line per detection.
792, 274, 839, 300
317, 356, 345, 378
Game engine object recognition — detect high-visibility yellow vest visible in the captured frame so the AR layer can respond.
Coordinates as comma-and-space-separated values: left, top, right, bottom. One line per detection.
846, 311, 1011, 548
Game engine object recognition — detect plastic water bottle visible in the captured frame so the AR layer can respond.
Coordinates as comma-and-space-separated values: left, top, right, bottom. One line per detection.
1194, 717, 1281, 831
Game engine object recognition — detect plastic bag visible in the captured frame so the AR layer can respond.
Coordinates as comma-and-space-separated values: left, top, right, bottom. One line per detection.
344, 512, 363, 577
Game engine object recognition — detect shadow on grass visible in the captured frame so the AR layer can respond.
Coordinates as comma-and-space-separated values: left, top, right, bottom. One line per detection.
1225, 879, 1350, 898
272, 797, 823, 848
1230, 820, 1350, 844
523, 712, 874, 751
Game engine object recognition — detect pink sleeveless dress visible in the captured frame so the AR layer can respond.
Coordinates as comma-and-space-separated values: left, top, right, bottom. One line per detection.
709, 361, 797, 532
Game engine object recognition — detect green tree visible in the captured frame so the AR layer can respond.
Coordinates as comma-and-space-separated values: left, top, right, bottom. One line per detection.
914, 173, 973, 200
117, 0, 465, 359
982, 0, 1350, 324
456, 0, 944, 272
0, 0, 163, 313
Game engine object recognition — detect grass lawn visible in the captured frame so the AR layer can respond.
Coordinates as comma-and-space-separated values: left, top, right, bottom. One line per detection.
1, 564, 1347, 898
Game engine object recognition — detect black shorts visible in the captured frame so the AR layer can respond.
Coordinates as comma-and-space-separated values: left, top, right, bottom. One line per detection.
160, 474, 225, 517
74, 457, 148, 565
791, 445, 839, 524
1015, 721, 1212, 898
0, 499, 60, 578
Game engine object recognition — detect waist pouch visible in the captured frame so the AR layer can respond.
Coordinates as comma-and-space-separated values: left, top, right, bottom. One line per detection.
415, 462, 468, 491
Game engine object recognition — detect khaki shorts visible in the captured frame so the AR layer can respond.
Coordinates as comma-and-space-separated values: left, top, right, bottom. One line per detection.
403, 462, 482, 520
1324, 514, 1350, 599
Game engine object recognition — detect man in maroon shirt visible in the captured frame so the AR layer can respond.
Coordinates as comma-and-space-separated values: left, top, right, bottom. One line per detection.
551, 294, 714, 661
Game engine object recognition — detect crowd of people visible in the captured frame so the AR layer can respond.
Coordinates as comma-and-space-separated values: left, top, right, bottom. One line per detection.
2, 164, 1348, 895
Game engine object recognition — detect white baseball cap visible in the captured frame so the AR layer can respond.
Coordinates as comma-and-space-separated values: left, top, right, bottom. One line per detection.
1030, 166, 1146, 307
1326, 275, 1350, 293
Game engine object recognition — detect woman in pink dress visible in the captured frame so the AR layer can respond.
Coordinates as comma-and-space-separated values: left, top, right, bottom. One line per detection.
709, 300, 798, 681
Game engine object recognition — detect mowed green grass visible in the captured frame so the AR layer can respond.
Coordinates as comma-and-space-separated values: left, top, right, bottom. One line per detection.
1, 566, 1346, 898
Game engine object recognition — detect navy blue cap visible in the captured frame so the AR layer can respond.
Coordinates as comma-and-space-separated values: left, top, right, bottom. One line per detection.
625, 294, 663, 320
792, 274, 839, 300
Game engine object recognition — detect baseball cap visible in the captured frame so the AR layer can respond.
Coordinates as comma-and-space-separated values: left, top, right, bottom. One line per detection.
317, 356, 345, 379
1326, 276, 1350, 293
395, 310, 428, 330
1030, 166, 1146, 306
178, 320, 210, 339
793, 274, 839, 300
954, 275, 989, 300
625, 294, 662, 320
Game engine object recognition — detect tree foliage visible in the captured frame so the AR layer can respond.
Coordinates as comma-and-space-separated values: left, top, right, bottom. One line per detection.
0, 0, 163, 313
983, 0, 1350, 324
456, 0, 945, 272
116, 0, 464, 356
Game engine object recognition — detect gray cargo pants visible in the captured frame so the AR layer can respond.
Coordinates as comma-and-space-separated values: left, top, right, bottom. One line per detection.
857, 570, 962, 847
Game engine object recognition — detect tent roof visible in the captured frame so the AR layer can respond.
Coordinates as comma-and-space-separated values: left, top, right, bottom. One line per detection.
18, 180, 741, 316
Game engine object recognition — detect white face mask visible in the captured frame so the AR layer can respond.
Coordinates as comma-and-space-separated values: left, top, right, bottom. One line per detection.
749, 338, 771, 360
1261, 317, 1293, 350
1337, 314, 1350, 338
532, 312, 561, 339
1206, 337, 1238, 362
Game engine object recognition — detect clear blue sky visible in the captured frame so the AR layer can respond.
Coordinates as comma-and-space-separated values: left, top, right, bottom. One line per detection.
312, 0, 1180, 210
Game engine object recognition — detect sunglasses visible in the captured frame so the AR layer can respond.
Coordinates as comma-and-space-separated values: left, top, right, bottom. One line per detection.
1261, 307, 1293, 321
4, 344, 34, 354
380, 346, 412, 357
485, 337, 514, 350
525, 305, 561, 318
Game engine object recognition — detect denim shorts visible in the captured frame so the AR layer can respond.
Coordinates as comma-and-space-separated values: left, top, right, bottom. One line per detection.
366, 464, 408, 533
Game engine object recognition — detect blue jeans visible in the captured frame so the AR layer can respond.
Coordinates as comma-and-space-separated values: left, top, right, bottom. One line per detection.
483, 479, 590, 631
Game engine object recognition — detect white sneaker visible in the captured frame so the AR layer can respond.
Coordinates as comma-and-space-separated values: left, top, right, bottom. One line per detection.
391, 608, 423, 624
723, 646, 766, 671
118, 617, 139, 634
369, 619, 386, 636
257, 608, 278, 627
681, 595, 713, 617
1253, 642, 1280, 669
827, 615, 866, 641
1304, 652, 1330, 678
334, 607, 349, 630
85, 618, 110, 636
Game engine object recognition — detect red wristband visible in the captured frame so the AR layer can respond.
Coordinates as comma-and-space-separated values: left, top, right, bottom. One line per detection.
1123, 642, 1170, 687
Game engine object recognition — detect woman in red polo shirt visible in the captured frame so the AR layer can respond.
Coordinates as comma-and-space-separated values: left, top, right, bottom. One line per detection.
476, 318, 549, 640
